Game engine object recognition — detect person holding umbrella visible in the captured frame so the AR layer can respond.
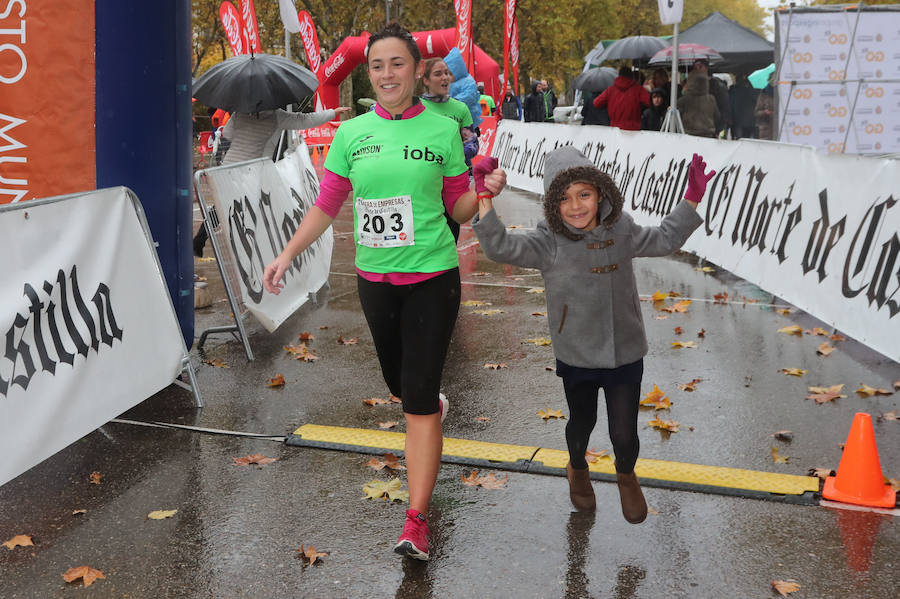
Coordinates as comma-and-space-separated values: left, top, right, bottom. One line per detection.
593, 66, 650, 131
262, 22, 506, 561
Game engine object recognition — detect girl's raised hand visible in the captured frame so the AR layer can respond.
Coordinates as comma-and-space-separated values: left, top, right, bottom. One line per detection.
684, 153, 716, 203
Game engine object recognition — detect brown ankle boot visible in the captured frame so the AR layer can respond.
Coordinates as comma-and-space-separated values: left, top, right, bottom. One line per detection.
616, 471, 647, 524
566, 462, 596, 512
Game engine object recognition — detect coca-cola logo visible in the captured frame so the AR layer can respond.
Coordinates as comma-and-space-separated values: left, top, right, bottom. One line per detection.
222, 10, 245, 54
299, 17, 321, 73
505, 1, 516, 35
241, 1, 258, 51
510, 35, 519, 64
324, 52, 344, 79
455, 0, 471, 49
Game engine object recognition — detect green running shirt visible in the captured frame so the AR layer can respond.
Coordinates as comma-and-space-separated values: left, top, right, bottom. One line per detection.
325, 109, 468, 274
421, 97, 474, 129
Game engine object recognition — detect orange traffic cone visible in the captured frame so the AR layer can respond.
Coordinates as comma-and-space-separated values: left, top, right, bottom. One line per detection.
322, 144, 329, 160
312, 146, 320, 165
823, 413, 896, 508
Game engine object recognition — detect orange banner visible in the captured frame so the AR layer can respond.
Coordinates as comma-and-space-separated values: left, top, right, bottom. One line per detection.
0, 1, 96, 204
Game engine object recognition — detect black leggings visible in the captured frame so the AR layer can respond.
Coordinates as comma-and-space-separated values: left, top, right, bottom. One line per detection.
357, 268, 460, 415
560, 363, 642, 473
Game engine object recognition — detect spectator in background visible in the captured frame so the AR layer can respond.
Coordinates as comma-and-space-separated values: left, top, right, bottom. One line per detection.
677, 62, 719, 138
650, 68, 677, 109
540, 80, 558, 122
593, 66, 650, 131
690, 60, 730, 137
524, 81, 543, 122
500, 89, 522, 120
641, 88, 667, 131
729, 75, 759, 139
755, 84, 775, 140
581, 89, 610, 126
478, 84, 496, 117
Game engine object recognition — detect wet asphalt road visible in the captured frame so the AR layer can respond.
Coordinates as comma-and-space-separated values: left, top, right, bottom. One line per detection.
1, 188, 898, 599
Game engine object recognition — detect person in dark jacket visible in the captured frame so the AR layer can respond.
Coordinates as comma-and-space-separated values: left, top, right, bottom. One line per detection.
755, 84, 775, 140
677, 67, 719, 138
500, 90, 522, 120
472, 147, 715, 522
581, 89, 610, 126
691, 60, 730, 136
729, 75, 759, 139
641, 88, 667, 131
524, 81, 543, 122
593, 66, 650, 131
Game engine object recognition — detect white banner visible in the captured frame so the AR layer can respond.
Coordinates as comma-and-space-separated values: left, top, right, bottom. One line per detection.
776, 9, 900, 155
0, 188, 187, 486
200, 147, 333, 332
493, 121, 900, 361
658, 0, 683, 26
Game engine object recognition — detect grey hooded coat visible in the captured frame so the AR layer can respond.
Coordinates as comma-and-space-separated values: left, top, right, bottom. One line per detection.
472, 146, 703, 369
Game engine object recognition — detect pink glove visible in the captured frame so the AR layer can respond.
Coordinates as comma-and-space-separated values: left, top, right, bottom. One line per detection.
684, 153, 716, 203
473, 156, 499, 196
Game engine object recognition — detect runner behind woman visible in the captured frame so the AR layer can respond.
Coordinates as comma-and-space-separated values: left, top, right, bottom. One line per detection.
262, 23, 506, 561
472, 149, 714, 523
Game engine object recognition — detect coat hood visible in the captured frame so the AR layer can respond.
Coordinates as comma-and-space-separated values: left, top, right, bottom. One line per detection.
613, 75, 637, 91
542, 146, 623, 240
683, 72, 709, 96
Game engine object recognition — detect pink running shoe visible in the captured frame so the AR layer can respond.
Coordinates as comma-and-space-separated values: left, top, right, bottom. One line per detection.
394, 509, 429, 560
439, 392, 449, 423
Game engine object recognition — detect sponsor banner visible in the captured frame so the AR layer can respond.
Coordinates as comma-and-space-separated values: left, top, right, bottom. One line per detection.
200, 147, 333, 331
510, 16, 520, 94
301, 122, 338, 146
240, 0, 262, 52
219, 1, 248, 56
297, 11, 322, 78
0, 187, 187, 486
493, 121, 900, 361
1, 0, 96, 204
502, 0, 516, 97
776, 9, 900, 154
474, 116, 498, 162
454, 0, 474, 74
658, 0, 684, 25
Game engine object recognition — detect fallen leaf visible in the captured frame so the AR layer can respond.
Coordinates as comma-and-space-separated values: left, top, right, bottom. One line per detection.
197, 256, 216, 263
856, 383, 893, 397
362, 478, 408, 502
298, 332, 315, 342
696, 266, 715, 273
297, 545, 329, 565
770, 446, 790, 464
585, 448, 611, 463
640, 384, 671, 410
233, 454, 278, 466
651, 290, 669, 302
147, 509, 178, 520
647, 506, 659, 516
808, 467, 835, 479
524, 337, 552, 346
668, 291, 682, 297
537, 409, 565, 420
647, 417, 679, 432
887, 478, 900, 492
654, 314, 669, 320
545, 366, 556, 372
62, 566, 106, 587
742, 296, 761, 304
894, 381, 900, 390
816, 342, 835, 357
461, 300, 492, 307
319, 325, 329, 330
293, 345, 319, 362
377, 421, 398, 429
483, 362, 508, 370
671, 340, 697, 349
203, 358, 229, 368
475, 416, 491, 422
771, 580, 801, 596
673, 326, 683, 335
362, 397, 390, 406
72, 509, 86, 516
266, 374, 286, 388
806, 385, 846, 403
470, 271, 489, 277
389, 394, 402, 404
772, 430, 794, 442
881, 411, 898, 422
531, 311, 547, 317
780, 368, 807, 377
472, 308, 504, 316
778, 325, 803, 336
676, 378, 702, 392
713, 292, 729, 303
697, 329, 706, 337
366, 453, 406, 471
3, 535, 33, 550
776, 308, 791, 315
336, 335, 359, 345
89, 471, 102, 485
662, 300, 692, 313
808, 384, 844, 394
830, 333, 846, 342
461, 470, 509, 489
805, 327, 830, 337
526, 287, 544, 294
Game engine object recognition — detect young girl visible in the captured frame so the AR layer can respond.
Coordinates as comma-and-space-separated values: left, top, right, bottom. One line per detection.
472, 148, 714, 523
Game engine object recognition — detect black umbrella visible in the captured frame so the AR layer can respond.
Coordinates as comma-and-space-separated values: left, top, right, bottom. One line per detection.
192, 53, 319, 113
595, 35, 671, 62
573, 67, 618, 93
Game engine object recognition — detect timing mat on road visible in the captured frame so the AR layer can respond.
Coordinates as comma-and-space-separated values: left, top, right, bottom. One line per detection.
287, 424, 821, 505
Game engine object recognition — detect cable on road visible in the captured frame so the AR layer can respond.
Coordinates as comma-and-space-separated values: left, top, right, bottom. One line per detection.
110, 418, 286, 442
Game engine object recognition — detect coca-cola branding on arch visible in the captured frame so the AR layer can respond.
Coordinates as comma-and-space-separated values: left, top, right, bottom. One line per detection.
324, 52, 345, 80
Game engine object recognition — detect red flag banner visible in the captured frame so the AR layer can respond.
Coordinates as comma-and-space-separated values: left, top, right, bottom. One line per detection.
502, 0, 517, 97
511, 16, 520, 94
454, 0, 474, 75
219, 2, 248, 56
297, 11, 323, 78
240, 0, 262, 52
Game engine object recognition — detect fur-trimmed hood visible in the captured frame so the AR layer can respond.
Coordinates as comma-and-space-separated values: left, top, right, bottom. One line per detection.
542, 146, 623, 240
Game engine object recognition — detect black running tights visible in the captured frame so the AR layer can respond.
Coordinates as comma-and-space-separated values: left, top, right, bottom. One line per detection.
563, 379, 641, 473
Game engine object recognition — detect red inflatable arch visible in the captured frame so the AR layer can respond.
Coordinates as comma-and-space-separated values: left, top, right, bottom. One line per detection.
313, 28, 501, 112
